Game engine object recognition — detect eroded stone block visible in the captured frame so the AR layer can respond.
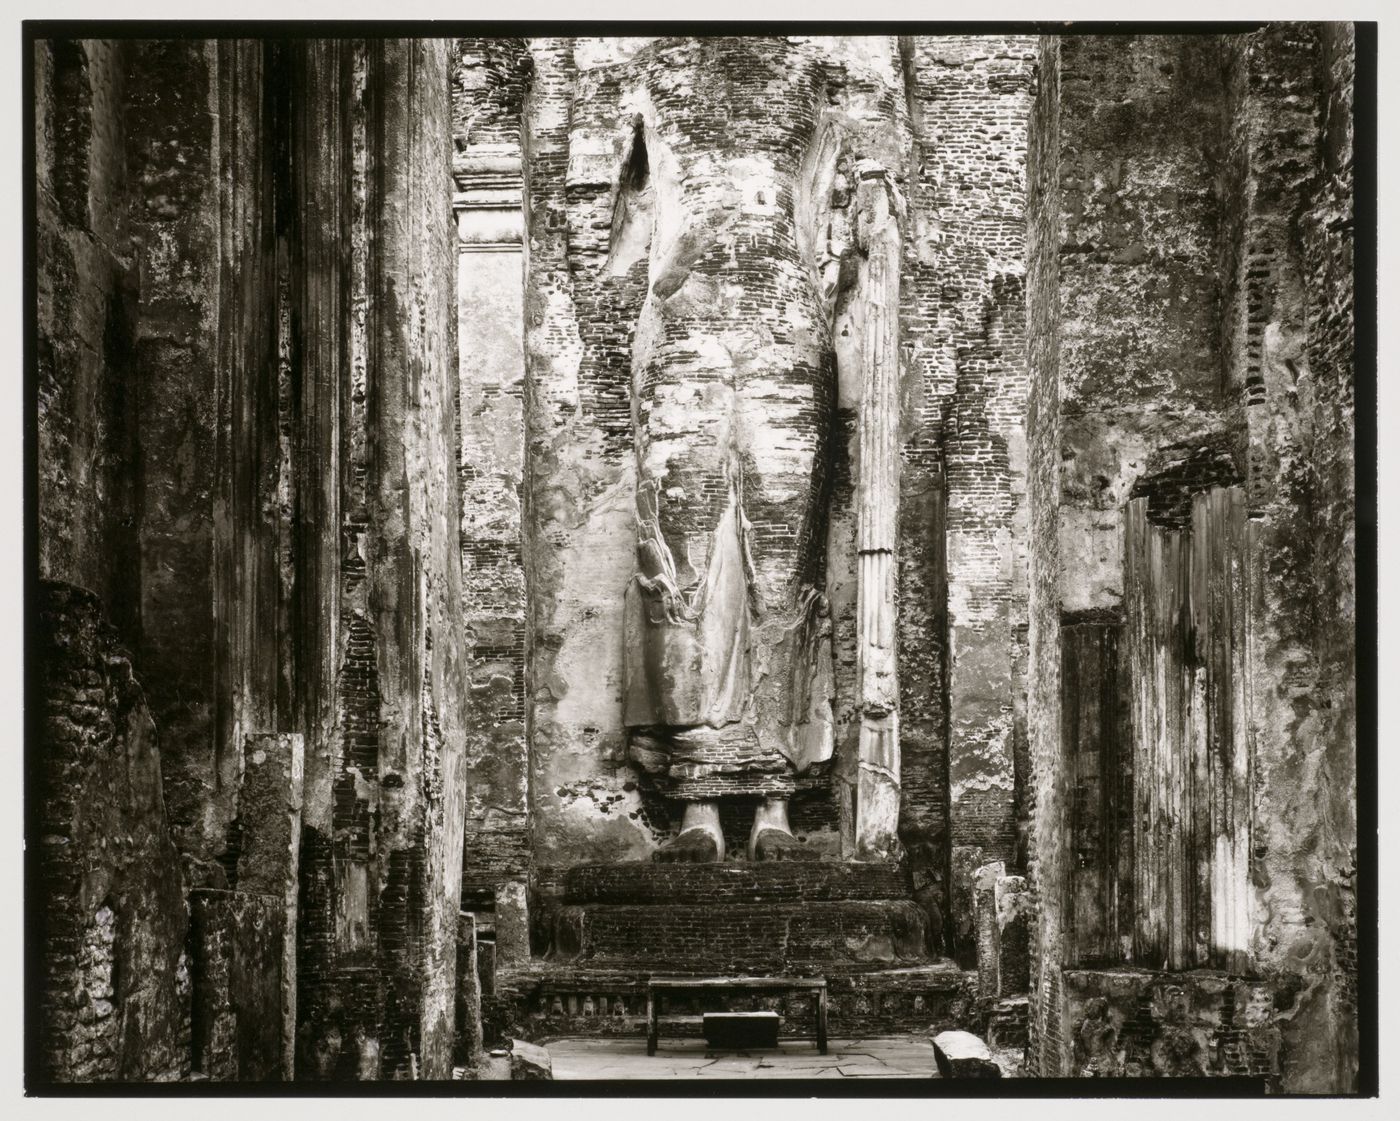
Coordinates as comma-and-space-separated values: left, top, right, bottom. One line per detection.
933, 1030, 1001, 1079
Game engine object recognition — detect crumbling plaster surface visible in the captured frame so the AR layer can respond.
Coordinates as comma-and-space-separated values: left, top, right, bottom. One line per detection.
1021, 28, 1358, 1091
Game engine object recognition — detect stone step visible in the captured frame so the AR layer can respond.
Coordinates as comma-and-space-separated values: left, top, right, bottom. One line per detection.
551, 899, 930, 971
561, 861, 910, 905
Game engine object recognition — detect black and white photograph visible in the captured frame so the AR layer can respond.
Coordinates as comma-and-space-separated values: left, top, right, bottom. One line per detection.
16, 4, 1378, 1100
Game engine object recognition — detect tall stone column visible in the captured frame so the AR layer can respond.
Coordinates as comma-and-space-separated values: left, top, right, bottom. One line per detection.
294, 39, 469, 1081
852, 161, 905, 860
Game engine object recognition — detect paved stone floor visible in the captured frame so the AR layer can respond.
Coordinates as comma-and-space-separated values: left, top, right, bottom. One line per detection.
547, 1036, 940, 1079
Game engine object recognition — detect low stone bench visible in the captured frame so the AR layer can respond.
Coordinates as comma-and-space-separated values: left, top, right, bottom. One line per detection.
647, 976, 827, 1055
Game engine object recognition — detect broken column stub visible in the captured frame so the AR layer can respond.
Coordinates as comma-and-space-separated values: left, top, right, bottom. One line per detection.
236, 732, 304, 1079
974, 861, 1004, 997
994, 874, 1032, 995
455, 913, 483, 1069
974, 861, 1032, 999
494, 880, 531, 966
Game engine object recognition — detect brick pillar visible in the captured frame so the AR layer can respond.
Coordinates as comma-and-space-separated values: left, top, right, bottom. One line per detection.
974, 861, 1004, 998
903, 37, 1038, 963
452, 38, 533, 976
293, 39, 470, 1082
237, 733, 304, 1078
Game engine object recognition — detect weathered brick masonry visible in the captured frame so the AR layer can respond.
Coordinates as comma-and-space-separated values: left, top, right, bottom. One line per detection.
452, 38, 534, 951
903, 35, 1037, 965
34, 36, 470, 1083
30, 26, 1359, 1090
33, 583, 190, 1082
1021, 28, 1359, 1090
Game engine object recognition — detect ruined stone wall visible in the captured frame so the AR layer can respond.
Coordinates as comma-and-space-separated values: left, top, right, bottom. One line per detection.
1217, 22, 1358, 1093
1061, 967, 1299, 1084
34, 37, 472, 1083
1021, 26, 1359, 1090
33, 583, 191, 1082
31, 26, 1357, 1088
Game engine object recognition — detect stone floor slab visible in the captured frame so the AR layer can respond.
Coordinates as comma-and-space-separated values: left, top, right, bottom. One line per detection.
547, 1036, 940, 1079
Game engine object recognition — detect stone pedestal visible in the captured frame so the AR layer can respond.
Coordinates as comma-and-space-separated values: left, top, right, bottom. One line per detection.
550, 862, 926, 973
490, 861, 978, 1041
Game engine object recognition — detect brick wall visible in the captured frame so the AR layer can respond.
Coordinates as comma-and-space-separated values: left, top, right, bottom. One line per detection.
903, 36, 1038, 964
453, 37, 534, 911
1061, 967, 1304, 1086
32, 583, 190, 1083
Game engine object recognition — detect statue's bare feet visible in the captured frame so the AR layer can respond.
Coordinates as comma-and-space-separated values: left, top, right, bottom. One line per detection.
653, 800, 724, 863
653, 828, 722, 863
752, 827, 817, 862
747, 796, 815, 861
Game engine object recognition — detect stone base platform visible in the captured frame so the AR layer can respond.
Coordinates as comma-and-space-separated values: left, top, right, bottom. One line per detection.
551, 899, 929, 971
547, 861, 925, 974
560, 861, 910, 905
494, 859, 970, 1046
489, 962, 975, 1044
